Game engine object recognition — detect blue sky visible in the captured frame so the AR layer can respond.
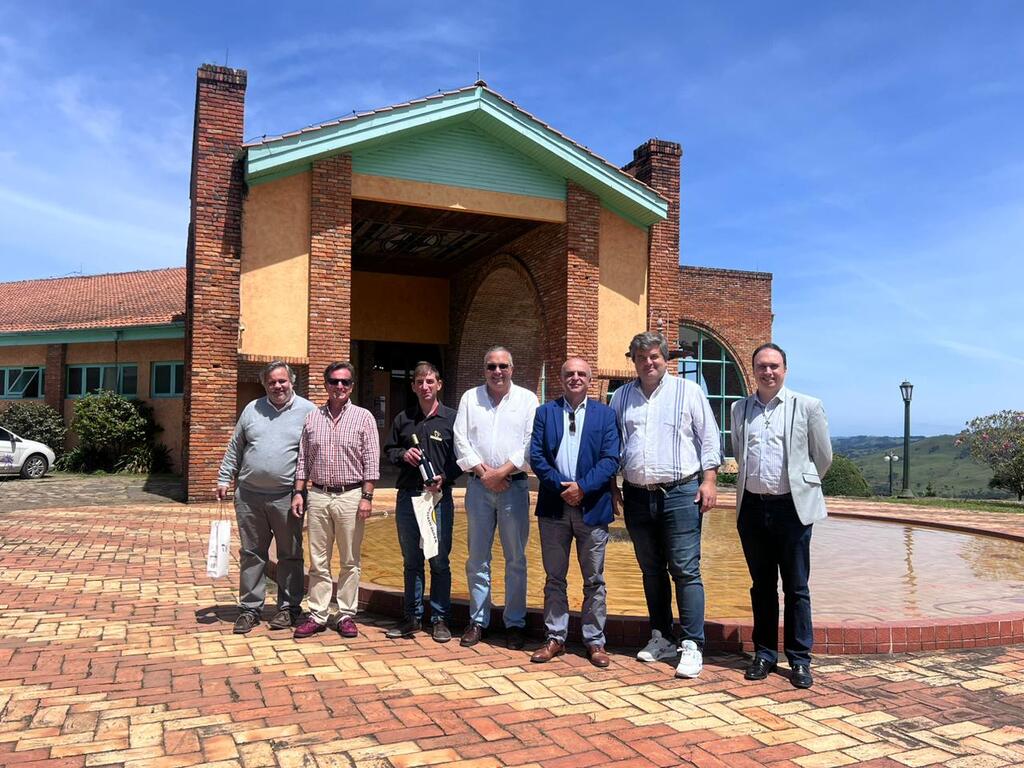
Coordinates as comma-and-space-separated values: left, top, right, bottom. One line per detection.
2, 1, 1022, 437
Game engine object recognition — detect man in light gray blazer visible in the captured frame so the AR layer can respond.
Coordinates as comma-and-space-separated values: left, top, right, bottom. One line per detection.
730, 343, 832, 689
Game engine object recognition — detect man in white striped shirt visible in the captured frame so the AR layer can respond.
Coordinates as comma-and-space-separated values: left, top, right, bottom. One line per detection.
610, 332, 721, 678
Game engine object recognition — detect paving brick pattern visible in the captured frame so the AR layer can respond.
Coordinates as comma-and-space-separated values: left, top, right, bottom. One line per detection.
3, 499, 1024, 767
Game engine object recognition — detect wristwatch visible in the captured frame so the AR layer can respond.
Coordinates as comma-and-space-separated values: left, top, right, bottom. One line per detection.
360, 491, 374, 501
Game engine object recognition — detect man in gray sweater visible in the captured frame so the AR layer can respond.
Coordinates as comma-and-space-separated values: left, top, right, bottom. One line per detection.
218, 361, 315, 634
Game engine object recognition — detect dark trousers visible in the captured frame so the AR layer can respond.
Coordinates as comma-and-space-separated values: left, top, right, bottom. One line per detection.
737, 492, 813, 665
395, 487, 454, 623
623, 478, 704, 646
234, 486, 304, 614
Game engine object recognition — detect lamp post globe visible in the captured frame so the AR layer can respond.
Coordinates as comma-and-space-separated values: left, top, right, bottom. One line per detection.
898, 380, 915, 498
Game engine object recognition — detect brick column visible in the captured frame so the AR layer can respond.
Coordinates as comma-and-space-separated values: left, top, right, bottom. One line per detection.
183, 64, 247, 502
624, 139, 682, 348
308, 154, 353, 384
565, 182, 601, 399
44, 343, 66, 417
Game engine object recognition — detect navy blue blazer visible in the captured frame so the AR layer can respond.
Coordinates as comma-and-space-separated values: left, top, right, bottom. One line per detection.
529, 397, 621, 527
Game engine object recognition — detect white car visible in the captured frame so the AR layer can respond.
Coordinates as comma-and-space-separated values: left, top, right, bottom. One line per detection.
0, 426, 56, 479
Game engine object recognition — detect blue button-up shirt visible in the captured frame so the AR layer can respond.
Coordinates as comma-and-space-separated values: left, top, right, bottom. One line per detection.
554, 397, 587, 480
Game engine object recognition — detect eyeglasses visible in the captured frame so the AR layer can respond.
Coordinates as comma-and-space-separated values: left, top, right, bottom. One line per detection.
327, 378, 353, 387
568, 411, 576, 435
486, 363, 511, 371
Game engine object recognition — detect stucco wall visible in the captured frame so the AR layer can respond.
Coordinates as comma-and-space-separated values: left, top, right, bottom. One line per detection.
62, 339, 186, 472
351, 272, 449, 344
597, 208, 648, 374
352, 174, 565, 222
240, 171, 311, 359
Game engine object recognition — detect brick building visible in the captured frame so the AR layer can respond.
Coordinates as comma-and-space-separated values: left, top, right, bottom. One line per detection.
0, 63, 772, 497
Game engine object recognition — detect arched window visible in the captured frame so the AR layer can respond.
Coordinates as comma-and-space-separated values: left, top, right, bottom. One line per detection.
678, 326, 746, 457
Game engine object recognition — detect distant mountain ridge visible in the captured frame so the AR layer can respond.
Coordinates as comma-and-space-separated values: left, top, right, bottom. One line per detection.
831, 435, 1007, 499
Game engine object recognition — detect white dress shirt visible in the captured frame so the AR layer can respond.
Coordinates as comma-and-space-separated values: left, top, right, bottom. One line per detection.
454, 383, 539, 472
555, 397, 587, 480
611, 374, 721, 486
742, 387, 791, 495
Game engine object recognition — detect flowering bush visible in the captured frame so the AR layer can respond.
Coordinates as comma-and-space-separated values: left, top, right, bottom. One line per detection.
957, 411, 1024, 500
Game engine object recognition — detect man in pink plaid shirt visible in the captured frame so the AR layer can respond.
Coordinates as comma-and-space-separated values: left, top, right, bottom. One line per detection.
290, 361, 380, 639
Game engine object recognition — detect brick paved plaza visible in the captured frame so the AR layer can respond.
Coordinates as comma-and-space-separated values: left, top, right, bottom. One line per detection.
2, 480, 1024, 767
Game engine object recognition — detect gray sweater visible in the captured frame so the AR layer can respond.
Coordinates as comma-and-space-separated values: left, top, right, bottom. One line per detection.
218, 395, 316, 493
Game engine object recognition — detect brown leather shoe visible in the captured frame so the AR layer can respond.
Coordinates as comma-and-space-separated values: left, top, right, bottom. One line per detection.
460, 623, 484, 647
586, 644, 611, 668
530, 638, 565, 663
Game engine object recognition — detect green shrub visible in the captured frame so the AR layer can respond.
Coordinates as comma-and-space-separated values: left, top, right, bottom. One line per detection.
822, 454, 872, 497
0, 402, 67, 456
717, 471, 738, 486
68, 391, 168, 473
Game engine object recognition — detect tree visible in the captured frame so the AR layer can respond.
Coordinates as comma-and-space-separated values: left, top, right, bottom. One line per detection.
0, 402, 66, 456
822, 454, 872, 498
957, 410, 1024, 501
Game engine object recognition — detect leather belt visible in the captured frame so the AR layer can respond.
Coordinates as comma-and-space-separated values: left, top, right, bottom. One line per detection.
507, 472, 527, 481
624, 472, 699, 493
746, 491, 793, 501
310, 482, 362, 494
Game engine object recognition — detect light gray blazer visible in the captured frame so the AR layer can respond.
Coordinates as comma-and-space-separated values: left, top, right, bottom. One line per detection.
730, 388, 833, 525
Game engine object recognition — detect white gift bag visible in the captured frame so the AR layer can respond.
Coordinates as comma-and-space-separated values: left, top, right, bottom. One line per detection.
206, 519, 231, 579
412, 490, 440, 560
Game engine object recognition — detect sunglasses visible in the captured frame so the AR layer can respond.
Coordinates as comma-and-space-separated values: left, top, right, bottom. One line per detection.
568, 411, 576, 435
327, 378, 353, 387
486, 363, 511, 371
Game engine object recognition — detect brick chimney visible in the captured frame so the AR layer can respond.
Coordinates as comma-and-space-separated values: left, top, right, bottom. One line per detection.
183, 64, 247, 503
624, 139, 682, 349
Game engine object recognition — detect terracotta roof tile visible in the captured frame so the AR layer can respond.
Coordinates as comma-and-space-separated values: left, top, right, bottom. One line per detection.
0, 267, 186, 334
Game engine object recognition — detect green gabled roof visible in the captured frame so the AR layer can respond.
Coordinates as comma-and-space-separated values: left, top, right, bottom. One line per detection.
244, 85, 669, 227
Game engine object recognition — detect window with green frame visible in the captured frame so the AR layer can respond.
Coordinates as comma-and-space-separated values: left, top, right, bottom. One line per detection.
151, 362, 185, 397
0, 367, 45, 399
678, 326, 746, 458
66, 364, 138, 398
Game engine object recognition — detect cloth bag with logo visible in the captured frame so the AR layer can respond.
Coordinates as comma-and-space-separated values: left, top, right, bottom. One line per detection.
206, 508, 232, 579
411, 490, 440, 560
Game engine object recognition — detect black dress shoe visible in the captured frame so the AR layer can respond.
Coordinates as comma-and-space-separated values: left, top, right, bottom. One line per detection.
385, 618, 421, 639
744, 657, 777, 681
790, 664, 813, 689
460, 623, 484, 647
506, 626, 526, 650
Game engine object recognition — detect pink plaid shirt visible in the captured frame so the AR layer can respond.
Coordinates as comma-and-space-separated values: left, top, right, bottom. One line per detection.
296, 402, 381, 486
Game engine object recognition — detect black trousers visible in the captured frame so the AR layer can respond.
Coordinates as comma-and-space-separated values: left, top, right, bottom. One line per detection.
737, 492, 813, 665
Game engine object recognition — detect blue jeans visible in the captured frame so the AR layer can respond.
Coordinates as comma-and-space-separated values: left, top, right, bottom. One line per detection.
623, 478, 704, 646
738, 493, 813, 665
396, 487, 454, 623
465, 474, 530, 629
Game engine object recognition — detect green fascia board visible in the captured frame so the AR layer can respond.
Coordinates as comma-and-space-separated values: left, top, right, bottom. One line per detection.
0, 324, 185, 347
245, 87, 668, 226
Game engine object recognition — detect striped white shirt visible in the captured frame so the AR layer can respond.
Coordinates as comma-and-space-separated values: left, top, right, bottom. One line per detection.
611, 374, 721, 486
742, 388, 790, 495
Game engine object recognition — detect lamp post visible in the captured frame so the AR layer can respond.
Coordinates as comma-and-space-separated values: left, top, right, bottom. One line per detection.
883, 450, 899, 497
898, 380, 915, 498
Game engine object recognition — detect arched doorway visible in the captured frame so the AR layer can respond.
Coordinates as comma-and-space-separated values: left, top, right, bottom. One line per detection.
456, 264, 545, 398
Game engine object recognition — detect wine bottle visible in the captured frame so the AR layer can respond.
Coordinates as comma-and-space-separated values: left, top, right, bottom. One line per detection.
409, 434, 438, 484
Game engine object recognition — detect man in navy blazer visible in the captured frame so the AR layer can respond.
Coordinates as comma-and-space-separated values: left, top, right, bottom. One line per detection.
528, 357, 620, 667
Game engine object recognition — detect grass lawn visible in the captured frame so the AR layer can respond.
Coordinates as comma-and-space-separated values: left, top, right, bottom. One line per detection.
868, 495, 1024, 514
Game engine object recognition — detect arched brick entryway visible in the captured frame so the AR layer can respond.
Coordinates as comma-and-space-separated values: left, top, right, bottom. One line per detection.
455, 263, 545, 398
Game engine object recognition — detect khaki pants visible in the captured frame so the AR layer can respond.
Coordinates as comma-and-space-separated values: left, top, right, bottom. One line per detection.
306, 487, 364, 624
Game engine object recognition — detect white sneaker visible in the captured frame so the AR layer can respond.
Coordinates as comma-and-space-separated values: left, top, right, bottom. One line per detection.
636, 630, 678, 663
675, 639, 703, 678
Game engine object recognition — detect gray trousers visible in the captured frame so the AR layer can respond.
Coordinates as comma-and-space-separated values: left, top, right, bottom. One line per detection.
538, 505, 609, 645
235, 486, 304, 614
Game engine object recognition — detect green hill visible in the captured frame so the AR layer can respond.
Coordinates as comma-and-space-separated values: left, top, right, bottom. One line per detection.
839, 434, 1007, 499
